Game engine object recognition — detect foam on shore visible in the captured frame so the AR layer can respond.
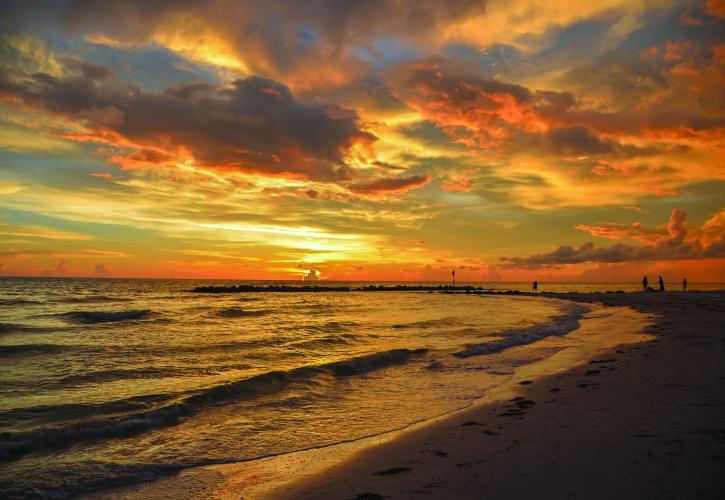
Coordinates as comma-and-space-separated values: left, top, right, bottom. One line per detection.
82, 296, 654, 499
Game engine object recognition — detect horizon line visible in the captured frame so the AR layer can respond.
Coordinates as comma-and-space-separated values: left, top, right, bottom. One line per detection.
0, 276, 721, 284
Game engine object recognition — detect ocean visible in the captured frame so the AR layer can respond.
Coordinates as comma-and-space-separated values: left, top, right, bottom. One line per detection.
0, 278, 721, 498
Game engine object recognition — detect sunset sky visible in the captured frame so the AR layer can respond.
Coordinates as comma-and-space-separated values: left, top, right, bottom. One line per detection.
0, 0, 723, 281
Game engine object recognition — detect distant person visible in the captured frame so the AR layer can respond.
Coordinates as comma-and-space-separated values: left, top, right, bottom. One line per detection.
532, 280, 538, 293
682, 278, 687, 292
642, 276, 648, 292
658, 275, 665, 292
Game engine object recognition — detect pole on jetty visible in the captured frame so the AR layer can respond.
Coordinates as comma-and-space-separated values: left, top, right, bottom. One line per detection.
452, 270, 455, 287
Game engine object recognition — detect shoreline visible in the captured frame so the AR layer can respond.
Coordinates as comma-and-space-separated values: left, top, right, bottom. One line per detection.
77, 291, 715, 499
263, 291, 725, 499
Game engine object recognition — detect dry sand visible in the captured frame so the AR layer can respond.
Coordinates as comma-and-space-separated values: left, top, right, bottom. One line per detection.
87, 291, 725, 500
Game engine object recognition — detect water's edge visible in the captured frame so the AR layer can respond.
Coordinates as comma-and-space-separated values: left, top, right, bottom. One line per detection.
79, 297, 654, 500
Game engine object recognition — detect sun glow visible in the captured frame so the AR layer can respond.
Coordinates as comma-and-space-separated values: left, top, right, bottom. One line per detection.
0, 0, 723, 281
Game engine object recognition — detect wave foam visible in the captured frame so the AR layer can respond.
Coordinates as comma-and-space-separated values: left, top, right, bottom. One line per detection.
453, 304, 591, 358
0, 348, 427, 461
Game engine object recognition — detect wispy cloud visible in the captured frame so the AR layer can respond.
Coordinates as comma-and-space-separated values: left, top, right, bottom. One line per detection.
0, 0, 723, 280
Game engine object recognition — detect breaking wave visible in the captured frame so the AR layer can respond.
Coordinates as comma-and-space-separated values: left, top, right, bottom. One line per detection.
453, 304, 591, 358
0, 348, 427, 461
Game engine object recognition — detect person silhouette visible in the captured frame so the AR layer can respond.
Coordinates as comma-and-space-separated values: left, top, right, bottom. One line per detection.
532, 280, 538, 293
682, 278, 687, 292
642, 276, 648, 292
658, 275, 665, 292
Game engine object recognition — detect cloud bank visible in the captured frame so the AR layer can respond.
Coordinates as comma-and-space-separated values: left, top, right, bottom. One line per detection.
503, 209, 725, 269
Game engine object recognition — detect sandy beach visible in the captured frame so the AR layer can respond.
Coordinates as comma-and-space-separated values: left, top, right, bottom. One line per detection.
4, 1, 724, 498
266, 292, 725, 500
88, 291, 725, 500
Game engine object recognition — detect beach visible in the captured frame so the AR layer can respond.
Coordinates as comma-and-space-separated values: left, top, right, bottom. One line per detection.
4, 279, 664, 498
269, 292, 725, 500
4, 1, 724, 498
82, 290, 725, 499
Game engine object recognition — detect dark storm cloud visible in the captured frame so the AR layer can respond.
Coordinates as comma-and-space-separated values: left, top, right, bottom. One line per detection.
52, 0, 487, 90
60, 0, 487, 43
64, 58, 117, 81
0, 62, 373, 180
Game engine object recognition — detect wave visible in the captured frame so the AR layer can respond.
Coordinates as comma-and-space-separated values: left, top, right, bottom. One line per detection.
0, 298, 42, 307
0, 460, 186, 500
60, 309, 152, 324
214, 307, 269, 318
0, 394, 171, 429
325, 348, 426, 376
0, 348, 427, 462
0, 403, 191, 463
53, 364, 236, 387
55, 295, 133, 304
393, 316, 469, 329
0, 323, 44, 336
56, 367, 177, 386
286, 333, 357, 350
453, 304, 591, 358
0, 343, 71, 358
289, 320, 359, 335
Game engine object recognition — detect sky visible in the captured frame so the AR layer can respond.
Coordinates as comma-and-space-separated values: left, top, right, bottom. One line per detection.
0, 0, 723, 282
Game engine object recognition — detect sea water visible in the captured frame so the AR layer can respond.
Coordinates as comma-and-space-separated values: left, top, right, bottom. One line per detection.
0, 278, 718, 497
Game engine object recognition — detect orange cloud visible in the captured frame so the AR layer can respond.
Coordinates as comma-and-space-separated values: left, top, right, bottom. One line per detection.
504, 209, 725, 269
388, 58, 550, 149
348, 174, 431, 195
640, 46, 660, 59
575, 221, 666, 244
440, 167, 480, 192
386, 57, 693, 163
664, 39, 694, 62
705, 0, 725, 18
0, 65, 375, 182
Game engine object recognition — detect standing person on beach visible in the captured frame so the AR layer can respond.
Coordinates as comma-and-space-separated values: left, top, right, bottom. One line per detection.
658, 276, 665, 292
682, 278, 687, 292
532, 280, 538, 293
642, 276, 648, 292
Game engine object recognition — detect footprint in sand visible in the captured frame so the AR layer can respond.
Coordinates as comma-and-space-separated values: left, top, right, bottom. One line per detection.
462, 421, 484, 427
354, 493, 386, 500
372, 467, 411, 476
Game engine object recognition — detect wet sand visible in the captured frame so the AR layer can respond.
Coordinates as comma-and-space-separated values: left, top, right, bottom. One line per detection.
86, 291, 725, 499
